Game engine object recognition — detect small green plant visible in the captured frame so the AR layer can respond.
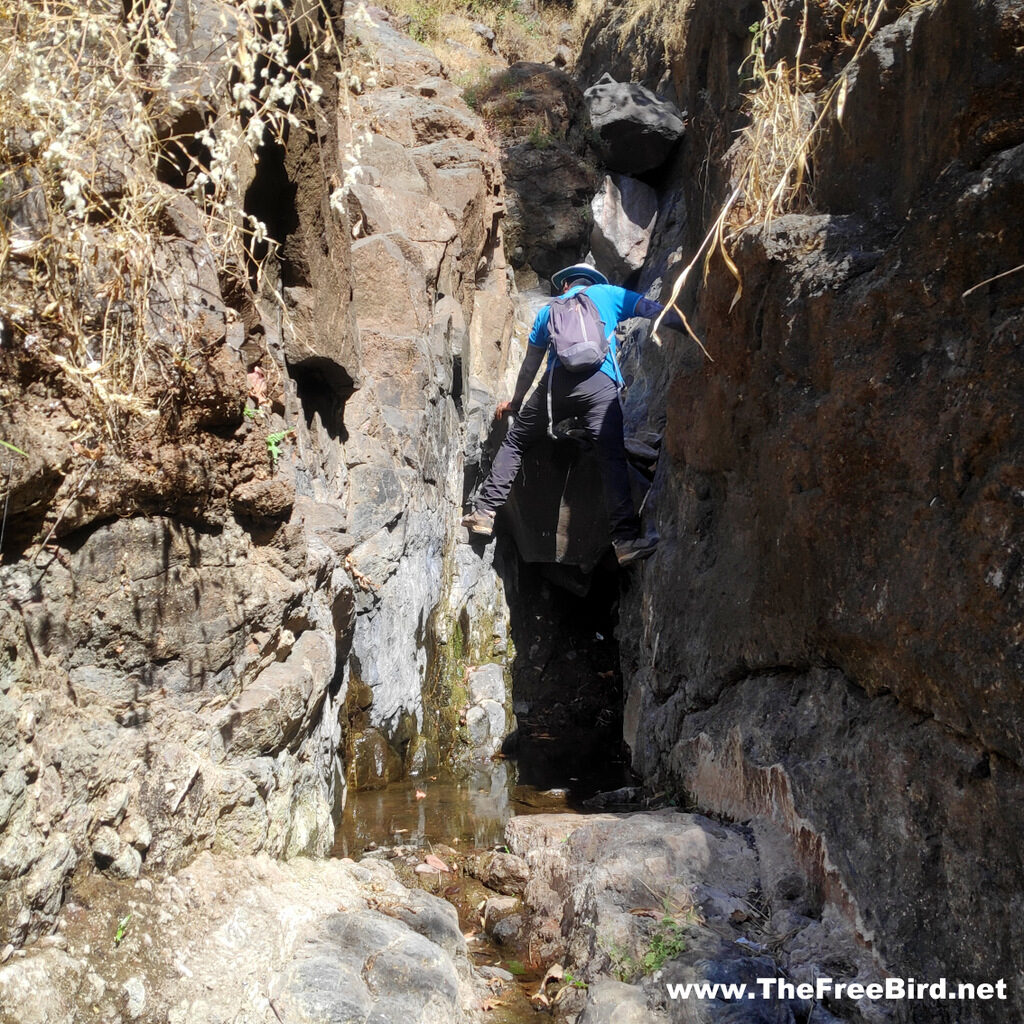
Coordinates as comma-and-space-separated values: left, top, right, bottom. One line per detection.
505, 959, 526, 976
600, 914, 688, 982
640, 915, 687, 973
243, 405, 262, 421
563, 970, 587, 990
266, 427, 295, 468
114, 913, 132, 947
599, 935, 638, 982
527, 122, 553, 149
0, 441, 28, 457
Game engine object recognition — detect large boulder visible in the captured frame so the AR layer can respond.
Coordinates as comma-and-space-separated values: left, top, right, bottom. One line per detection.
0, 853, 482, 1024
590, 173, 659, 280
583, 74, 684, 175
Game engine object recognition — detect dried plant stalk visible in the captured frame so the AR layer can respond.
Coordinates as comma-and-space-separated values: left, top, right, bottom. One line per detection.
0, 0, 340, 439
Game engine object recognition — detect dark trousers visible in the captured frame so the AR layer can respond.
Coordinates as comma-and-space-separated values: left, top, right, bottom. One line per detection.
477, 367, 638, 542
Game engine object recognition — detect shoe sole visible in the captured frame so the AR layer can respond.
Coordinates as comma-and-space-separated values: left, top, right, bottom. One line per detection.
461, 517, 494, 537
615, 545, 657, 567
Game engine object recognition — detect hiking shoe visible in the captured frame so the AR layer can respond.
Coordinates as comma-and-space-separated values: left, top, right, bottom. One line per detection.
461, 508, 496, 536
613, 535, 658, 566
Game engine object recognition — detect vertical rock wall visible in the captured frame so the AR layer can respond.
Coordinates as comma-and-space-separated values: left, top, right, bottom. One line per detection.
0, 0, 517, 950
579, 0, 1024, 1017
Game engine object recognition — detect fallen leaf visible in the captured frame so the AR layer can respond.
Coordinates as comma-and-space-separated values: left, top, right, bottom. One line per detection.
424, 853, 450, 873
415, 789, 427, 800
71, 441, 105, 460
247, 367, 267, 404
535, 962, 563, 994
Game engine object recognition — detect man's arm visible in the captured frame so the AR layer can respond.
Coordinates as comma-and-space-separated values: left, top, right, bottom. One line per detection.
495, 345, 545, 419
633, 296, 686, 332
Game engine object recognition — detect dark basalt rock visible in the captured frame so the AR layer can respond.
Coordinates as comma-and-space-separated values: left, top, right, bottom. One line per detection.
583, 73, 685, 175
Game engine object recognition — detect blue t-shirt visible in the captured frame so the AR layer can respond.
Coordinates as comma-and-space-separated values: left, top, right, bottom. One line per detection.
528, 283, 644, 384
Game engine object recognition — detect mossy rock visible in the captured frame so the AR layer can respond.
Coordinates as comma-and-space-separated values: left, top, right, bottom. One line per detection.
348, 727, 403, 791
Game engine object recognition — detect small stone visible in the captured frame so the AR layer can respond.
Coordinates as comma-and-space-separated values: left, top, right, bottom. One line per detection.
472, 21, 495, 46
491, 913, 523, 946
468, 664, 505, 705
83, 971, 107, 1003
122, 976, 146, 1018
483, 895, 519, 933
93, 783, 131, 827
480, 851, 530, 895
465, 705, 490, 748
478, 964, 514, 982
16, 707, 35, 741
92, 826, 142, 879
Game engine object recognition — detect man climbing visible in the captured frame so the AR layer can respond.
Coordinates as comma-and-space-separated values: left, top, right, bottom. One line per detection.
461, 263, 684, 567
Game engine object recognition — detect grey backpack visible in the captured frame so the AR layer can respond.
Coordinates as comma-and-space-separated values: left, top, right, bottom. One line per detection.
544, 288, 619, 438
547, 289, 608, 373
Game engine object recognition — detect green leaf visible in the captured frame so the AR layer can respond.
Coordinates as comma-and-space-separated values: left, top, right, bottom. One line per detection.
0, 440, 28, 458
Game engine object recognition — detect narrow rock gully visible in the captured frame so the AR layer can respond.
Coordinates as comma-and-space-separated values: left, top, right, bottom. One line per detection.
335, 551, 638, 1022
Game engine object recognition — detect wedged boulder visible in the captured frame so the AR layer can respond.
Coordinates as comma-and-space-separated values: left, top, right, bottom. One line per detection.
584, 73, 684, 174
590, 174, 659, 280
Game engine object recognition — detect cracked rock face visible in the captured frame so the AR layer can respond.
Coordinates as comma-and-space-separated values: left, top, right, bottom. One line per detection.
0, 0, 518, 956
574, 0, 1024, 1017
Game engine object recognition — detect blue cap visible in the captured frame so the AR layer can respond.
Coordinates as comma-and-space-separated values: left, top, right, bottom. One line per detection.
551, 263, 609, 291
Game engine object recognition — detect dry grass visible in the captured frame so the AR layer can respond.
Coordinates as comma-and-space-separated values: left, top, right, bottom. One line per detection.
730, 0, 816, 228
655, 0, 904, 340
0, 0, 338, 440
381, 0, 566, 68
571, 0, 693, 72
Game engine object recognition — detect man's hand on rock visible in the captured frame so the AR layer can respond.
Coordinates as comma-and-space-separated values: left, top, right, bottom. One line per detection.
494, 401, 518, 420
